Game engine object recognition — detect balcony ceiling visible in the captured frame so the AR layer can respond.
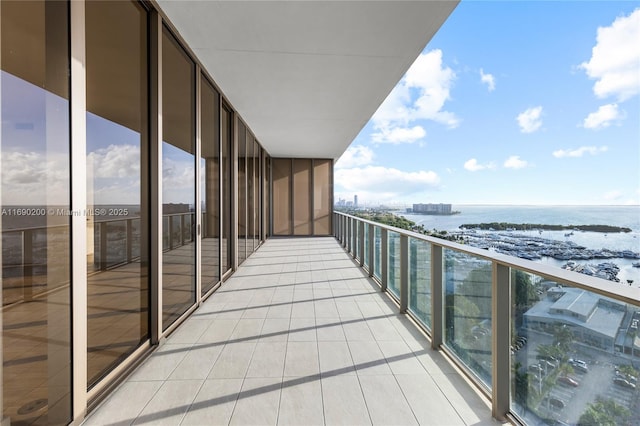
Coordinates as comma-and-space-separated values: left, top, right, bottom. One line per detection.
156, 1, 458, 159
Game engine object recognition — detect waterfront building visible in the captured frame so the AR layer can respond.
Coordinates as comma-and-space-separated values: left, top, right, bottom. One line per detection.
412, 203, 453, 214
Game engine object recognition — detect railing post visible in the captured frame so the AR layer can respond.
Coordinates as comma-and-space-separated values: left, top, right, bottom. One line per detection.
345, 217, 350, 251
368, 223, 374, 278
399, 234, 408, 313
358, 220, 365, 266
430, 245, 443, 349
169, 215, 174, 250
126, 219, 133, 263
492, 263, 511, 421
381, 228, 388, 292
100, 222, 108, 271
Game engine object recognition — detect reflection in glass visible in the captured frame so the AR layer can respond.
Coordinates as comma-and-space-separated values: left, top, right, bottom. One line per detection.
293, 159, 311, 235
265, 156, 271, 238
162, 28, 196, 330
253, 140, 260, 250
200, 76, 220, 295
444, 249, 492, 387
1, 1, 72, 423
510, 272, 640, 426
85, 0, 149, 388
273, 159, 291, 236
313, 159, 331, 235
237, 121, 247, 264
409, 238, 431, 329
246, 134, 254, 255
221, 105, 233, 274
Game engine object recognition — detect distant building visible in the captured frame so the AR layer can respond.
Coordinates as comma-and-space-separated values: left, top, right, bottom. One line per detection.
411, 203, 452, 215
354, 194, 358, 208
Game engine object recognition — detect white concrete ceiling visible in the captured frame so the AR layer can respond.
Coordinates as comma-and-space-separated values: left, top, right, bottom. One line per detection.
156, 0, 459, 159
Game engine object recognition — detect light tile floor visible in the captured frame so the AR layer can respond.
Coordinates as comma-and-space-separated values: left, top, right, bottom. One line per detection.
83, 237, 499, 426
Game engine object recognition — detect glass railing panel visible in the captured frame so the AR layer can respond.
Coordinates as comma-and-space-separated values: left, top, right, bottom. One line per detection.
387, 231, 401, 298
162, 215, 170, 250
409, 237, 431, 330
443, 248, 493, 387
363, 223, 370, 269
354, 219, 360, 260
105, 220, 127, 267
374, 226, 382, 280
510, 271, 640, 426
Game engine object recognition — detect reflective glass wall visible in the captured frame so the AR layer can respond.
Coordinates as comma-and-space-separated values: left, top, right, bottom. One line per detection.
271, 158, 333, 236
161, 28, 196, 330
200, 76, 221, 295
1, 1, 72, 423
85, 0, 149, 388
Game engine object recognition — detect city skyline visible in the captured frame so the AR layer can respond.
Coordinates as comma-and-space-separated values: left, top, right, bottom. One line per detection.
335, 1, 640, 206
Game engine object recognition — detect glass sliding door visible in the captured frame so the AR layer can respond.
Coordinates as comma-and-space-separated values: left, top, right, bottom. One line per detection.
253, 141, 261, 249
272, 159, 292, 236
1, 1, 72, 423
200, 76, 221, 295
221, 105, 233, 275
313, 159, 332, 235
293, 159, 312, 235
161, 28, 196, 330
85, 0, 149, 388
246, 134, 254, 255
237, 121, 247, 264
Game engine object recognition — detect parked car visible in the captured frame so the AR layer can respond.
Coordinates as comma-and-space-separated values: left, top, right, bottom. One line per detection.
545, 397, 565, 409
557, 376, 579, 387
613, 377, 637, 389
568, 358, 588, 373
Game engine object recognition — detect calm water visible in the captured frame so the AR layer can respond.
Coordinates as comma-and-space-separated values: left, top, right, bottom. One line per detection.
400, 205, 640, 285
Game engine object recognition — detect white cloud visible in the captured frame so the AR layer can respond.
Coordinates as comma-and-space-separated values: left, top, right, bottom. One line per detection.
464, 158, 495, 172
552, 145, 608, 158
1, 150, 69, 204
371, 126, 426, 145
335, 166, 440, 201
335, 145, 374, 169
582, 103, 625, 129
480, 68, 496, 91
516, 106, 543, 133
503, 155, 528, 169
88, 144, 140, 178
579, 8, 640, 102
372, 49, 459, 143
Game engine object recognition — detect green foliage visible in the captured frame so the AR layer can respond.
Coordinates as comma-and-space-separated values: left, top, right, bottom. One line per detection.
514, 271, 539, 308
460, 222, 631, 233
578, 397, 630, 426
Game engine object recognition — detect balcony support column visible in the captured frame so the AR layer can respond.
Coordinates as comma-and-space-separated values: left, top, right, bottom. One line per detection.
399, 234, 408, 313
430, 245, 443, 349
492, 263, 511, 421
381, 228, 388, 292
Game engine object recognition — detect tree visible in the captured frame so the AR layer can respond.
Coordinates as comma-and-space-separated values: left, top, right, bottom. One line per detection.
514, 270, 538, 308
578, 397, 630, 426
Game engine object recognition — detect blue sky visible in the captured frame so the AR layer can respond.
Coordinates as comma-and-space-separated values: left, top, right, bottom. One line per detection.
335, 1, 640, 206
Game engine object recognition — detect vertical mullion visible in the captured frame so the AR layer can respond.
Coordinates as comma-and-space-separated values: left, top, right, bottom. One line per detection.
232, 115, 238, 270
218, 97, 223, 283
149, 10, 162, 344
70, 0, 88, 419
195, 66, 202, 302
368, 223, 374, 277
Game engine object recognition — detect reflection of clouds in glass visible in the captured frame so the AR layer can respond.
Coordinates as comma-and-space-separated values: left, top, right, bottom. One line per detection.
88, 144, 140, 178
1, 150, 68, 205
163, 142, 195, 205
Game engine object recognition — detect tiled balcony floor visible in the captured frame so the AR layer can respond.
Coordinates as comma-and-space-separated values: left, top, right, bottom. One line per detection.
83, 237, 498, 426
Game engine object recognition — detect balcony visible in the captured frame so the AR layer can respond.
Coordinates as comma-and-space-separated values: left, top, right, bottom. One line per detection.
83, 236, 495, 425
83, 213, 640, 426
